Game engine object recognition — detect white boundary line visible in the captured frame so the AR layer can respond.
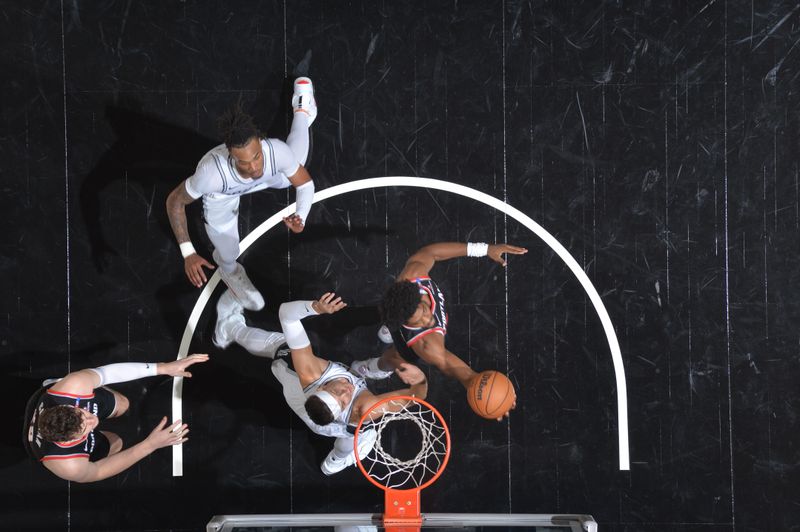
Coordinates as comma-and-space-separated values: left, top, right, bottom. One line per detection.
171, 176, 630, 475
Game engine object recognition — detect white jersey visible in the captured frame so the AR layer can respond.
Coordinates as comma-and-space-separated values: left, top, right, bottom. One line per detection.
303, 362, 369, 435
185, 139, 300, 229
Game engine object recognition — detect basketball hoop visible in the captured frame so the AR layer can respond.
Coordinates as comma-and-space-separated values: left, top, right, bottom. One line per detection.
354, 395, 451, 531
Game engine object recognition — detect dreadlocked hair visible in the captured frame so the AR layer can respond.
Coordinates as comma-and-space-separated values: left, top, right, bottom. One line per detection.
305, 395, 335, 426
380, 281, 421, 330
37, 405, 84, 442
217, 102, 260, 149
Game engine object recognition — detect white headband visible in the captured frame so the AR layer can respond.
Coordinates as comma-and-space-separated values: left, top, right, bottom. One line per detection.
313, 390, 343, 420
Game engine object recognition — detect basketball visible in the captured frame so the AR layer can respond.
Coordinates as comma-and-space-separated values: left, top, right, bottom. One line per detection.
466, 370, 516, 419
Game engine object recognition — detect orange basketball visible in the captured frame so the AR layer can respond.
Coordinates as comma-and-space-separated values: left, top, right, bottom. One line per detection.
466, 370, 516, 419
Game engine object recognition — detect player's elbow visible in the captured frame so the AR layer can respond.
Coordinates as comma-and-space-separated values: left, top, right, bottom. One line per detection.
278, 302, 291, 323
52, 465, 94, 483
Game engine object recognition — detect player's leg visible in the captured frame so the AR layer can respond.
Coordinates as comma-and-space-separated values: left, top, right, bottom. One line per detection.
206, 220, 264, 311
287, 77, 316, 165
98, 431, 124, 456
214, 290, 285, 357
351, 345, 412, 380
321, 430, 377, 476
93, 386, 128, 419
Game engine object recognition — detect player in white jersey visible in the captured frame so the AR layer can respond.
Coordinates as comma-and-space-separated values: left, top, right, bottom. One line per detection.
166, 77, 318, 313
275, 292, 428, 475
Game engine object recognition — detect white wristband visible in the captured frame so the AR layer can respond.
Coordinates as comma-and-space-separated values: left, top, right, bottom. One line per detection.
467, 242, 489, 257
179, 242, 196, 259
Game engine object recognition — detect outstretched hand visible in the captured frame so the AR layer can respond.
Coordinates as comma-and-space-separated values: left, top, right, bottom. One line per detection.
145, 417, 189, 450
488, 244, 528, 266
395, 362, 427, 386
184, 254, 215, 287
160, 353, 210, 378
283, 214, 305, 233
312, 292, 347, 315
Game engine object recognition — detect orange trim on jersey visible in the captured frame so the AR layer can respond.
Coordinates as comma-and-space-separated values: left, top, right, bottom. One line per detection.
41, 453, 89, 462
400, 275, 432, 282
419, 284, 436, 316
47, 390, 95, 400
53, 434, 88, 448
406, 327, 445, 346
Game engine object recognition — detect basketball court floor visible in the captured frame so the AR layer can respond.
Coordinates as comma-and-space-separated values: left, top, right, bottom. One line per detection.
2, 1, 799, 530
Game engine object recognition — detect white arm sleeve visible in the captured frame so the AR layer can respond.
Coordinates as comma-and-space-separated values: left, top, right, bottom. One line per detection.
88, 362, 158, 386
278, 300, 319, 349
294, 180, 315, 224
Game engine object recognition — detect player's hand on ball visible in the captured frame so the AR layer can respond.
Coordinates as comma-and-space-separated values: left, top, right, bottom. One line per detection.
496, 399, 517, 422
313, 292, 347, 314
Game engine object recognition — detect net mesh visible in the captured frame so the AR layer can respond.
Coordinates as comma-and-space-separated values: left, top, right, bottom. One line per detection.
356, 398, 449, 490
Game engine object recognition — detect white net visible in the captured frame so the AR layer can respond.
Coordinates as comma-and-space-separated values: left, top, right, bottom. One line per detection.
356, 397, 450, 490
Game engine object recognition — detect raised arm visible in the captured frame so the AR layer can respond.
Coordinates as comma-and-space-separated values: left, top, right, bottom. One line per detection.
360, 363, 429, 421
411, 333, 476, 389
43, 417, 188, 483
166, 182, 215, 287
398, 242, 528, 279
51, 354, 210, 395
278, 293, 345, 387
283, 165, 315, 234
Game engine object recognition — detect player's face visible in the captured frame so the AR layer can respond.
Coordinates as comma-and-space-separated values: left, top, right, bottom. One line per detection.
406, 296, 435, 328
321, 378, 354, 410
230, 137, 264, 179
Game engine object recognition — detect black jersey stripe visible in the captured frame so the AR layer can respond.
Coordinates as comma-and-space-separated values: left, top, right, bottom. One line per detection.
265, 139, 276, 175
212, 154, 229, 193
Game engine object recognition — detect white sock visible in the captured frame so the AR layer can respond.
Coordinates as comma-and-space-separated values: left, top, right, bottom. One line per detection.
286, 112, 310, 165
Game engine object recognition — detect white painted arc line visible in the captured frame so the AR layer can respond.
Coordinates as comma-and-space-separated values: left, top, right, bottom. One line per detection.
172, 176, 630, 476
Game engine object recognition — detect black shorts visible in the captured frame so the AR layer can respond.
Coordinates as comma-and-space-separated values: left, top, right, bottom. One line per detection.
89, 387, 117, 460
89, 430, 112, 461
93, 387, 118, 420
390, 329, 421, 363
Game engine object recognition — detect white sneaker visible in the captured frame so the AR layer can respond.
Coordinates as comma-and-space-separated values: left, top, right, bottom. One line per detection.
378, 325, 393, 344
320, 428, 377, 476
214, 252, 265, 311
213, 290, 245, 349
292, 77, 317, 125
350, 358, 394, 380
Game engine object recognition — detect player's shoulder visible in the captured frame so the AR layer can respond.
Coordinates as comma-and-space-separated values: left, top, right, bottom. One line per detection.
49, 369, 97, 396
412, 331, 445, 353
196, 143, 229, 167
261, 137, 288, 149
42, 454, 90, 478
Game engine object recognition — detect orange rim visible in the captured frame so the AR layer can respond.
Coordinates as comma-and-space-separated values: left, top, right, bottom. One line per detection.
353, 395, 451, 493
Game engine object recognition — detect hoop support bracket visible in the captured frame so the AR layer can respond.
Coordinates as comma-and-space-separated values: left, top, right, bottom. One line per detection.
384, 488, 422, 530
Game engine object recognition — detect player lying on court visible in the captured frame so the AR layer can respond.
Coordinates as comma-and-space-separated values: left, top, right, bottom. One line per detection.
364, 241, 527, 420
24, 354, 208, 482
275, 292, 428, 475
